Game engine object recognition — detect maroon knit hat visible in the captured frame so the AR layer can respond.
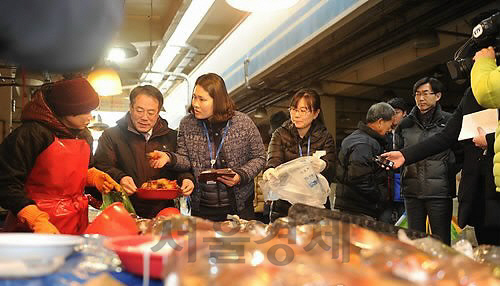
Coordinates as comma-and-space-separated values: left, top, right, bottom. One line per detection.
45, 78, 99, 116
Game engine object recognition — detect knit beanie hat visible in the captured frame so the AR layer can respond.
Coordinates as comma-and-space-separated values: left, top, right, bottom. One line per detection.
45, 78, 99, 116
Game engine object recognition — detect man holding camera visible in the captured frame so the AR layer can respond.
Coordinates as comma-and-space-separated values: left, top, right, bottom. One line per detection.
471, 46, 500, 192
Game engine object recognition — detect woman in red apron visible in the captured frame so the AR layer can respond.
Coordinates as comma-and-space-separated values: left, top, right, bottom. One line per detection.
0, 77, 119, 235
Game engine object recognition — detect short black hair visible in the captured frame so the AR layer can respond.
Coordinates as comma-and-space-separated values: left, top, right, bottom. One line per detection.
412, 77, 444, 96
129, 85, 164, 111
387, 97, 410, 113
269, 111, 289, 132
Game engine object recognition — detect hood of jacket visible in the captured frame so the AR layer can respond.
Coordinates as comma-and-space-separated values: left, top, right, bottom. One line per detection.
21, 89, 82, 138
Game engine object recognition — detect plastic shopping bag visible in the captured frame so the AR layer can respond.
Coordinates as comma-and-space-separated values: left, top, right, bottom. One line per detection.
260, 156, 330, 208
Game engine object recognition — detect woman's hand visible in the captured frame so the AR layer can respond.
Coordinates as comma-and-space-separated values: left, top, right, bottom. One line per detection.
148, 150, 170, 168
217, 169, 241, 187
180, 179, 195, 196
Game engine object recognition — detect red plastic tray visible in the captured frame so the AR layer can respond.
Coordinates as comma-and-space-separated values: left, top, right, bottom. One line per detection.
104, 235, 181, 278
136, 188, 180, 200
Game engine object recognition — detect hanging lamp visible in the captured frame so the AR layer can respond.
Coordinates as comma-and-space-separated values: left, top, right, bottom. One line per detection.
87, 67, 123, 96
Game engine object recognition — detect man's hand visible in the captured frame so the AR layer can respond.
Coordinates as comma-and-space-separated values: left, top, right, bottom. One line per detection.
120, 176, 137, 195
180, 179, 194, 196
148, 150, 170, 169
87, 168, 120, 194
380, 151, 405, 169
217, 169, 241, 187
473, 46, 496, 61
473, 127, 488, 150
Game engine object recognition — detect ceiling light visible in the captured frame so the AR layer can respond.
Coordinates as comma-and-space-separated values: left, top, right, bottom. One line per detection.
141, 0, 216, 84
253, 105, 268, 118
226, 0, 300, 12
89, 114, 109, 131
87, 67, 123, 96
106, 42, 139, 62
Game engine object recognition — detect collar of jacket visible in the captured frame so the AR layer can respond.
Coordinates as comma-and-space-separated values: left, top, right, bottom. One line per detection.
21, 90, 86, 139
407, 103, 445, 129
116, 112, 171, 139
284, 119, 324, 141
357, 121, 387, 145
199, 118, 229, 132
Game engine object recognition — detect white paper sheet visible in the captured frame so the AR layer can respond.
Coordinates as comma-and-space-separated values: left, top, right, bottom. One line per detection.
458, 109, 498, 141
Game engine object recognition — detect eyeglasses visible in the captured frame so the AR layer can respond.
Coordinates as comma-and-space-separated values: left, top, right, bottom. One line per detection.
415, 91, 435, 97
288, 107, 311, 115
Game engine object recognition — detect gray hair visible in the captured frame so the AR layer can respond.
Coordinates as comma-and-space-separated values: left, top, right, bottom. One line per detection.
366, 102, 395, 123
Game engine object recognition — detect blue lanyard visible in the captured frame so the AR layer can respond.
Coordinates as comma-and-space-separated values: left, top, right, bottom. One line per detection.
202, 121, 230, 168
298, 136, 311, 157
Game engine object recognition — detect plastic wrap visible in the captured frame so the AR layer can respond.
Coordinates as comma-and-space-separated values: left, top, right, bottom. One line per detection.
260, 156, 329, 208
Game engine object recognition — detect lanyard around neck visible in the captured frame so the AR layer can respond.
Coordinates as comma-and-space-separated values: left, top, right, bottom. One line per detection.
202, 121, 230, 168
298, 136, 311, 157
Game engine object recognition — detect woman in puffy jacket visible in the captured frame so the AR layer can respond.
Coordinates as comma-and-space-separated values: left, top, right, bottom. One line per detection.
264, 89, 336, 222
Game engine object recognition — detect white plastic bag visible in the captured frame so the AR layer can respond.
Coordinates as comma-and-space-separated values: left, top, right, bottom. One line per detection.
260, 156, 329, 208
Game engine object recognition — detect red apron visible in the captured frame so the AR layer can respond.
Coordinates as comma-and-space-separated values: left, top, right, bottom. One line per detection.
5, 136, 90, 234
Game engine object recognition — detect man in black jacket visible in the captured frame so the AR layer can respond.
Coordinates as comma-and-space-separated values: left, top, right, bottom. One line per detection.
383, 88, 500, 245
94, 85, 195, 218
334, 102, 395, 219
394, 77, 460, 245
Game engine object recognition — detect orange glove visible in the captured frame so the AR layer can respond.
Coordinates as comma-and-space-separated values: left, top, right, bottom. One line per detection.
87, 167, 120, 194
17, 205, 60, 234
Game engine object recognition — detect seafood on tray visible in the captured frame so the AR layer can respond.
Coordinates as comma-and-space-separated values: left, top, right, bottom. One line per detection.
140, 178, 179, 190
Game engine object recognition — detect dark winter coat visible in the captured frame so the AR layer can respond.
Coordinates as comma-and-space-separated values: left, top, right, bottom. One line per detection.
93, 113, 194, 218
401, 89, 500, 228
334, 122, 391, 218
0, 90, 93, 214
169, 111, 266, 214
266, 119, 336, 219
396, 104, 460, 199
266, 119, 336, 183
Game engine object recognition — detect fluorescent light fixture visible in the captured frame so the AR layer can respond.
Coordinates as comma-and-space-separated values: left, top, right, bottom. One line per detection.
142, 0, 215, 84
226, 0, 300, 12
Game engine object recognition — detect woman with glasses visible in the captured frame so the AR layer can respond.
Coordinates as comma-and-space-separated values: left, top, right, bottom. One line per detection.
263, 89, 336, 222
149, 73, 266, 221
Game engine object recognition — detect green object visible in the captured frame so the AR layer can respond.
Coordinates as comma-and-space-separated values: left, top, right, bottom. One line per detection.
100, 190, 136, 215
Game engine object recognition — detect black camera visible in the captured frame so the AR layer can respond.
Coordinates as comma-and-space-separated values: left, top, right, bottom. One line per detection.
374, 155, 394, 169
446, 12, 500, 81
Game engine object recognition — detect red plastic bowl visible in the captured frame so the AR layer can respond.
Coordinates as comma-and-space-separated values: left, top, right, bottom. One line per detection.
104, 235, 181, 279
136, 188, 180, 200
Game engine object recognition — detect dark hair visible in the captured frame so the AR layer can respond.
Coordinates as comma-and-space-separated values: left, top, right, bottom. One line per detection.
189, 73, 236, 122
366, 102, 395, 123
289, 88, 321, 111
129, 85, 163, 111
387, 97, 410, 113
269, 110, 289, 132
412, 77, 444, 96
289, 88, 324, 124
